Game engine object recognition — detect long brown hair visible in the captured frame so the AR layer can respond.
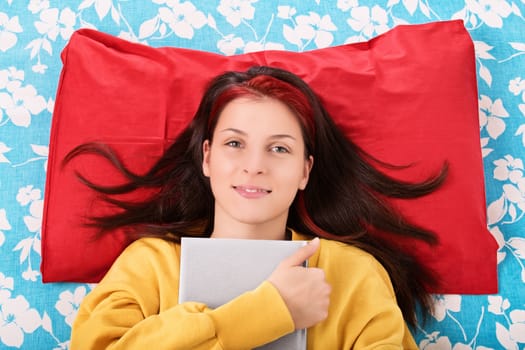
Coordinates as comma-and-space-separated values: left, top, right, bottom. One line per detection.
64, 66, 447, 327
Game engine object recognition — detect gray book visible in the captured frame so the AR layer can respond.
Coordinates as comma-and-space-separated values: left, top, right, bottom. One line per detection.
179, 237, 307, 350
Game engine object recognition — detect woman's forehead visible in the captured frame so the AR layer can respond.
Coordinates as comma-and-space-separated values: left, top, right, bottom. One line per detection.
214, 97, 304, 136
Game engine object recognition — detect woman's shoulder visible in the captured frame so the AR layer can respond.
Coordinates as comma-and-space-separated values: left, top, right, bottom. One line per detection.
319, 238, 381, 266
101, 236, 181, 284
116, 236, 181, 265
292, 231, 392, 286
125, 236, 179, 252
129, 236, 179, 248
317, 238, 396, 295
292, 230, 379, 263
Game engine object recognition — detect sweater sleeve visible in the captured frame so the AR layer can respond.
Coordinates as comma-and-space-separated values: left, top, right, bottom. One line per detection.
70, 238, 295, 350
305, 239, 418, 350
338, 254, 418, 350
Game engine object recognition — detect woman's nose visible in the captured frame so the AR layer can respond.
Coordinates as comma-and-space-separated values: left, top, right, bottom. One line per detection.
242, 150, 266, 175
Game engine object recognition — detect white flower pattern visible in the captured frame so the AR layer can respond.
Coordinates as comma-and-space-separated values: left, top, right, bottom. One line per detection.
0, 83, 46, 127
218, 0, 257, 27
55, 287, 87, 326
16, 185, 42, 206
431, 295, 462, 322
28, 0, 50, 14
34, 8, 76, 41
347, 5, 389, 38
0, 12, 22, 52
217, 34, 244, 55
0, 273, 14, 302
158, 1, 206, 39
465, 0, 512, 28
479, 95, 509, 140
0, 296, 41, 348
0, 208, 11, 247
282, 10, 337, 50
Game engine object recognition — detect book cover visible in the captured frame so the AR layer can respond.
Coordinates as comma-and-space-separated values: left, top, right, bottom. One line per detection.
179, 237, 307, 350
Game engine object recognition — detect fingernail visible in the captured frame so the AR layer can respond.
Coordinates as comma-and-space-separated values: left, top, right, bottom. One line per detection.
310, 237, 319, 244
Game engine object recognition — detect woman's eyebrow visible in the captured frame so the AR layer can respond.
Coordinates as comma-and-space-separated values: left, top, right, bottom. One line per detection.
269, 134, 297, 141
219, 128, 247, 135
219, 128, 297, 141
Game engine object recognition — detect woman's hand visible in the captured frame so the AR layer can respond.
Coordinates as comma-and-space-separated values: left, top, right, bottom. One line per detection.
267, 238, 331, 330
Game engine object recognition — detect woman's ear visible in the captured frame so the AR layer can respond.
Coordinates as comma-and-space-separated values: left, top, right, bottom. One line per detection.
299, 155, 314, 190
202, 140, 211, 177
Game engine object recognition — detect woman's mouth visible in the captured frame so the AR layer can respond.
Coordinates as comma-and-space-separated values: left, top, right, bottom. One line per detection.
233, 185, 272, 198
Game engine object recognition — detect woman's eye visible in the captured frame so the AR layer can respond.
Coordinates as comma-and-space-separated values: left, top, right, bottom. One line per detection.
226, 140, 242, 148
271, 146, 290, 153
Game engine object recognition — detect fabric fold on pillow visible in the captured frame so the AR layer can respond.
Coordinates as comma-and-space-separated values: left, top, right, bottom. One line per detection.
41, 20, 498, 294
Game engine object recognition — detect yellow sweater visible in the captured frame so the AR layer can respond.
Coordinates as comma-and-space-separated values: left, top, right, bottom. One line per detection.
71, 232, 418, 349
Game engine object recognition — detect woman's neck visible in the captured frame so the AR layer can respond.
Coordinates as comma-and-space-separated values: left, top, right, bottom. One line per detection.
211, 219, 288, 240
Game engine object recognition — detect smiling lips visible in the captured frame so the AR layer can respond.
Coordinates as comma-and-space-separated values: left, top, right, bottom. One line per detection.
233, 185, 272, 199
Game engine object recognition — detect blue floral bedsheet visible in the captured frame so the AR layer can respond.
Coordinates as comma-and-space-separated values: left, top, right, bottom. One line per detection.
1, 1, 524, 349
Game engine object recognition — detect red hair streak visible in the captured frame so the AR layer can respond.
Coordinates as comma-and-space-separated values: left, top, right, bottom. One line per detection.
208, 75, 315, 144
296, 192, 347, 241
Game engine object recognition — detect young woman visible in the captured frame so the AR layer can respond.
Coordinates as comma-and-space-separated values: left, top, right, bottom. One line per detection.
69, 66, 446, 349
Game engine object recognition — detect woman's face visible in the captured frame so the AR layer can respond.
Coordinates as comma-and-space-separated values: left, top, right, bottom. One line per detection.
202, 97, 313, 238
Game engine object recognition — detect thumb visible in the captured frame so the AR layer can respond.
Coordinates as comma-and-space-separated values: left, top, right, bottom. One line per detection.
281, 237, 320, 267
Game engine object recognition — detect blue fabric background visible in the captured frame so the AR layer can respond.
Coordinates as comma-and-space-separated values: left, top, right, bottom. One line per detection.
1, 0, 524, 349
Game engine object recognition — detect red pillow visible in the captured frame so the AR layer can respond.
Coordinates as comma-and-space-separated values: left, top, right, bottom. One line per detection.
41, 20, 497, 294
